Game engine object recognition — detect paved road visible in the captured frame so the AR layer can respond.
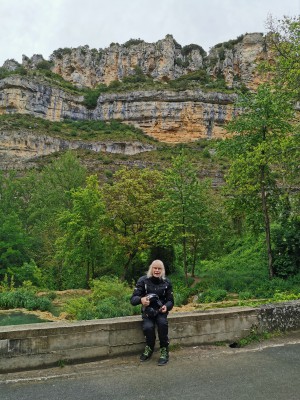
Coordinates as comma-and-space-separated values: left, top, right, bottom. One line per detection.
1, 333, 300, 400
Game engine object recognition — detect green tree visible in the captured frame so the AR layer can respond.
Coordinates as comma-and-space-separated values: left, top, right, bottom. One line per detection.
55, 175, 105, 289
150, 152, 218, 280
102, 167, 162, 280
265, 15, 300, 99
221, 84, 295, 278
23, 151, 87, 274
0, 211, 31, 280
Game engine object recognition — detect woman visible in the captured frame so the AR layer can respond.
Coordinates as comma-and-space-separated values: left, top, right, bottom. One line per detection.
130, 259, 174, 366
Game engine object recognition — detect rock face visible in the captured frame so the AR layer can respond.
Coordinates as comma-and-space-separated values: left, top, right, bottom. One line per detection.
207, 33, 267, 89
93, 90, 236, 142
48, 35, 205, 87
0, 129, 156, 170
0, 76, 236, 143
0, 32, 270, 147
18, 33, 267, 89
0, 75, 88, 121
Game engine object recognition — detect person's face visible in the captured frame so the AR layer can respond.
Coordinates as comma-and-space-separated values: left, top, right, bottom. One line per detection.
152, 264, 163, 278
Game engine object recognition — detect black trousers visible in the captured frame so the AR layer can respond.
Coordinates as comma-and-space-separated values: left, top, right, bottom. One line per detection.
142, 313, 169, 349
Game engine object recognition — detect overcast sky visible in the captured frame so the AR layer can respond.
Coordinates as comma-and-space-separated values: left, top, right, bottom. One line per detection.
1, 0, 299, 66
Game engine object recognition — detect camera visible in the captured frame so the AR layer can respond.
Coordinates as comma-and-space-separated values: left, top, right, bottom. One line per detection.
143, 293, 163, 318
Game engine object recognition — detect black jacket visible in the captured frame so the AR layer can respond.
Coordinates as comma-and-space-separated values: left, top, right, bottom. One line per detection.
130, 275, 174, 312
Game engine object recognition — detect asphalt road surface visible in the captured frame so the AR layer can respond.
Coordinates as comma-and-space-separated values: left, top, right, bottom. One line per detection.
1, 332, 299, 400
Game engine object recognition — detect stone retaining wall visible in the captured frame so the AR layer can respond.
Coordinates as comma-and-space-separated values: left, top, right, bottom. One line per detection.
0, 301, 299, 373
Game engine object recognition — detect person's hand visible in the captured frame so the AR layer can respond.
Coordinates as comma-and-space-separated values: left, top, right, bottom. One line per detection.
160, 305, 167, 313
141, 296, 150, 306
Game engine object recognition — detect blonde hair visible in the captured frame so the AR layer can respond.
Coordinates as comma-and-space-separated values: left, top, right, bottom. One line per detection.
147, 259, 166, 279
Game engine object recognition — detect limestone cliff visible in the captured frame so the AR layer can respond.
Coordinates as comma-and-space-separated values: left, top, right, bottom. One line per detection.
0, 32, 270, 149
18, 33, 267, 89
0, 128, 155, 170
0, 76, 236, 143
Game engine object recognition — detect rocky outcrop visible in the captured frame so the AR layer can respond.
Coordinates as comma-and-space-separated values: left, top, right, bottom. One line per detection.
0, 129, 155, 170
17, 33, 268, 89
207, 33, 267, 89
48, 35, 205, 87
93, 89, 236, 142
0, 76, 236, 142
0, 32, 271, 147
0, 75, 88, 121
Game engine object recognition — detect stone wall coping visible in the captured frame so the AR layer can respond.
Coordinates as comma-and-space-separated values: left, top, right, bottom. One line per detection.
0, 306, 257, 337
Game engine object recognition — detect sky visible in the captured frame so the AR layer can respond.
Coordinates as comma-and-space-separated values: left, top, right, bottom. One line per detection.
0, 0, 299, 66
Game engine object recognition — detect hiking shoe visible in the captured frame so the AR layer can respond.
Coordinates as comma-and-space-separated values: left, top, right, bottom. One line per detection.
158, 347, 169, 366
140, 345, 153, 362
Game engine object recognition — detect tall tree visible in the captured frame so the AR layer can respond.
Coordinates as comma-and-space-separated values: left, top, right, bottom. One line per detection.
265, 15, 300, 99
150, 152, 218, 280
23, 151, 87, 272
102, 167, 162, 280
221, 84, 295, 278
55, 175, 105, 288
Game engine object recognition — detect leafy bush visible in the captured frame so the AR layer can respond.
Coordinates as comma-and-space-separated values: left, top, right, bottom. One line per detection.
181, 44, 206, 57
198, 289, 227, 303
0, 288, 52, 311
272, 220, 300, 278
8, 260, 44, 287
123, 39, 144, 48
83, 84, 108, 109
65, 277, 140, 320
65, 297, 97, 320
272, 290, 300, 301
238, 291, 252, 300
36, 60, 54, 70
51, 47, 72, 59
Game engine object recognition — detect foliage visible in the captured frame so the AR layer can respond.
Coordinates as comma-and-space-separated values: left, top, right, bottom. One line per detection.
236, 327, 272, 347
265, 15, 300, 99
0, 113, 155, 144
55, 175, 105, 288
83, 84, 109, 109
197, 234, 300, 299
272, 219, 300, 278
8, 260, 44, 287
149, 151, 226, 280
36, 60, 54, 70
198, 289, 227, 303
65, 276, 139, 320
102, 167, 163, 279
122, 66, 148, 84
219, 83, 296, 278
181, 44, 206, 57
0, 286, 52, 311
214, 34, 245, 50
0, 211, 32, 278
0, 66, 27, 79
123, 39, 145, 48
169, 273, 194, 306
51, 47, 73, 59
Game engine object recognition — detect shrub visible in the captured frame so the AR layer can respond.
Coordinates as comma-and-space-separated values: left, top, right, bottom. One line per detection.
198, 289, 227, 303
0, 288, 52, 311
123, 39, 144, 48
272, 220, 300, 278
36, 60, 54, 70
238, 291, 252, 300
65, 277, 140, 320
181, 44, 206, 57
65, 297, 97, 320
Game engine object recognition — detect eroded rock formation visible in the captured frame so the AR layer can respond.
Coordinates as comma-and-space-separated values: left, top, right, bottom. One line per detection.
0, 32, 271, 169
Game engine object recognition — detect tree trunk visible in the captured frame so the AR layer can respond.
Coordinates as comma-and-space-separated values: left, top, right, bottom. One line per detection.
121, 250, 137, 281
260, 166, 274, 279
